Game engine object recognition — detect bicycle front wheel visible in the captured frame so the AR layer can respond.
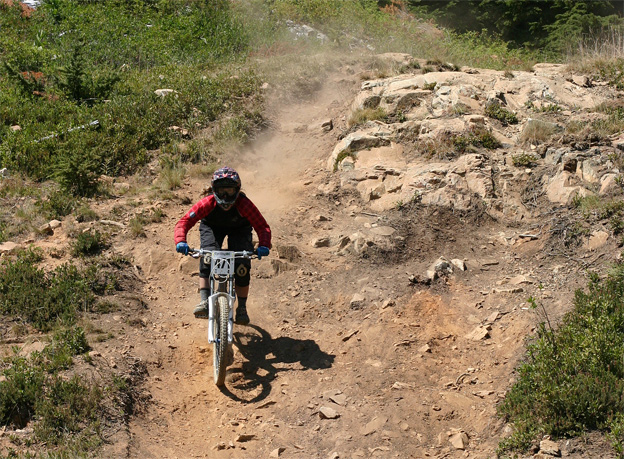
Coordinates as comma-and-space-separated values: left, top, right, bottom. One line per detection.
213, 295, 230, 386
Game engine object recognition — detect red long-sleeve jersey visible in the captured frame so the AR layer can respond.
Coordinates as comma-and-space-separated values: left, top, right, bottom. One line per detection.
174, 194, 271, 248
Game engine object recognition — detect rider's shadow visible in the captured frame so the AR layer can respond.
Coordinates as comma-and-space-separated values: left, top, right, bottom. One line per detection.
219, 324, 335, 402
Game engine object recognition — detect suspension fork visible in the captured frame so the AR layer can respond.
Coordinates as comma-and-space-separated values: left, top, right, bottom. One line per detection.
207, 275, 235, 344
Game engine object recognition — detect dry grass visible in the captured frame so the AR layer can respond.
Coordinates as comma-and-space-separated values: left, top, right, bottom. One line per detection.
520, 119, 560, 145
348, 107, 387, 127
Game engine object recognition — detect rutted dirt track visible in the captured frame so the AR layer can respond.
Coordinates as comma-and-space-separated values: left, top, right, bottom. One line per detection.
95, 61, 618, 459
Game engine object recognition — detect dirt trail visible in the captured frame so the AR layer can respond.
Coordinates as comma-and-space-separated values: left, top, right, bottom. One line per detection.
114, 62, 605, 458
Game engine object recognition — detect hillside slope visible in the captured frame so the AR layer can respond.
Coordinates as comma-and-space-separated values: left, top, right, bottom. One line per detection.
2, 54, 622, 458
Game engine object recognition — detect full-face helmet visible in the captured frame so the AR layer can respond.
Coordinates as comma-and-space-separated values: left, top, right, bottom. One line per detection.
211, 166, 241, 209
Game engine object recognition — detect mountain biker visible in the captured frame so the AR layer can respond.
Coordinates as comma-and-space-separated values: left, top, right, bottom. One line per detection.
174, 166, 271, 324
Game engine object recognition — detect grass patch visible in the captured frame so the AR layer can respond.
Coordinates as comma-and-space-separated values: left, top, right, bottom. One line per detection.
71, 229, 107, 257
512, 153, 539, 168
520, 119, 560, 144
348, 107, 387, 127
413, 126, 501, 161
484, 101, 518, 125
498, 266, 624, 455
0, 325, 131, 453
0, 249, 95, 331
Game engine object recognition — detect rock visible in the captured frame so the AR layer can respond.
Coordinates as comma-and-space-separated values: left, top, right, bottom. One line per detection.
577, 159, 602, 183
585, 230, 609, 251
311, 237, 331, 248
0, 242, 20, 254
276, 244, 302, 262
350, 293, 365, 309
451, 259, 466, 271
235, 434, 255, 442
327, 132, 391, 170
426, 256, 453, 281
465, 325, 491, 341
545, 171, 593, 204
571, 75, 591, 87
539, 438, 561, 457
360, 416, 387, 436
270, 447, 286, 457
599, 173, 620, 195
508, 274, 534, 285
492, 286, 524, 294
418, 344, 431, 353
329, 393, 347, 406
320, 119, 333, 131
319, 406, 340, 419
449, 432, 469, 450
38, 222, 54, 235
154, 89, 177, 97
370, 226, 396, 237
49, 219, 62, 229
485, 311, 500, 323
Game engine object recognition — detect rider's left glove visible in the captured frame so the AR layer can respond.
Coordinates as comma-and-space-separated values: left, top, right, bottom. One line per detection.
176, 242, 189, 255
257, 246, 270, 259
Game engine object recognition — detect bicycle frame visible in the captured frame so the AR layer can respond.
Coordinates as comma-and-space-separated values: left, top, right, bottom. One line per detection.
190, 249, 255, 344
206, 251, 236, 345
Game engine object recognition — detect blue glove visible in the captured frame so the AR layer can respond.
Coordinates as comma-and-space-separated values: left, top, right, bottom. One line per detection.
176, 242, 189, 255
257, 246, 270, 259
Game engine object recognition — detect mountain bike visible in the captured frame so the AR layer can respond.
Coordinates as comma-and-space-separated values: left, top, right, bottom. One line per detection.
188, 248, 257, 386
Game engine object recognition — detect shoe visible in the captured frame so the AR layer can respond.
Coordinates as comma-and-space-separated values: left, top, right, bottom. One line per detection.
235, 307, 249, 325
193, 300, 209, 319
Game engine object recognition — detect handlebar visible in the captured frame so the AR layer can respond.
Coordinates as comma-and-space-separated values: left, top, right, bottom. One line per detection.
188, 248, 257, 259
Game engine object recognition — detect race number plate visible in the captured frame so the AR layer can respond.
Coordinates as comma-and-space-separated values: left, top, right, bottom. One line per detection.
211, 252, 234, 276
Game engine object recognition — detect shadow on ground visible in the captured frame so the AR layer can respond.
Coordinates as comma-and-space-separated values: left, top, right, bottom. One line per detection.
219, 324, 335, 402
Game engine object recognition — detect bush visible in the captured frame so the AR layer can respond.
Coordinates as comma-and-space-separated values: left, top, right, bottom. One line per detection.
0, 354, 45, 428
485, 101, 518, 125
72, 230, 106, 257
34, 375, 103, 447
0, 250, 94, 331
348, 107, 387, 127
36, 189, 79, 220
0, 329, 105, 451
498, 266, 624, 455
0, 0, 264, 192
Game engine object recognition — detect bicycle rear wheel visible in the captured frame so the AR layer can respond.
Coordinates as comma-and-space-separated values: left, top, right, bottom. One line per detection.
213, 295, 230, 386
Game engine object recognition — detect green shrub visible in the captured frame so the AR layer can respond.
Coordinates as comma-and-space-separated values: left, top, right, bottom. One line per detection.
512, 153, 539, 167
0, 330, 104, 451
485, 101, 518, 125
74, 204, 99, 223
348, 107, 387, 127
0, 353, 46, 428
71, 230, 106, 257
498, 266, 624, 455
34, 375, 103, 447
453, 127, 501, 153
36, 189, 79, 220
0, 251, 94, 331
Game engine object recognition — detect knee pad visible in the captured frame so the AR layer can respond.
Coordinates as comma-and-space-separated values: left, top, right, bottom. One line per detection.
234, 261, 251, 287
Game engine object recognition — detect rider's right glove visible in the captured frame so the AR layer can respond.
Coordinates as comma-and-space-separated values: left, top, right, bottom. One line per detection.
257, 246, 270, 260
176, 242, 189, 255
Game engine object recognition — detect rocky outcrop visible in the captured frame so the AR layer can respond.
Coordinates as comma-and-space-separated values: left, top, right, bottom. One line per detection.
329, 54, 622, 216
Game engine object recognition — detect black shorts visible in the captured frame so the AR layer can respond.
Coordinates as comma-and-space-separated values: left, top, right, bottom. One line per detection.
198, 222, 253, 286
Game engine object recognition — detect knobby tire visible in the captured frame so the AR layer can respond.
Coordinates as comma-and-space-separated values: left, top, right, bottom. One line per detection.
214, 295, 229, 386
